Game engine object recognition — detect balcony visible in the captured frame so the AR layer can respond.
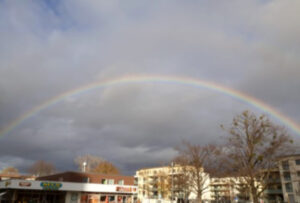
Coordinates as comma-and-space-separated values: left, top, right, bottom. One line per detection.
265, 179, 281, 184
264, 189, 283, 194
282, 161, 290, 171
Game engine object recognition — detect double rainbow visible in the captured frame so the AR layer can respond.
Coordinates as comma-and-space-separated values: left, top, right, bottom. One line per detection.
1, 75, 299, 136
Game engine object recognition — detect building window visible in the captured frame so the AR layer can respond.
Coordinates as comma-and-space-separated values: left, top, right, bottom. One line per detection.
297, 171, 300, 177
295, 159, 300, 165
288, 195, 295, 203
285, 183, 293, 193
83, 177, 90, 183
109, 196, 115, 202
282, 161, 289, 170
101, 179, 107, 184
108, 179, 114, 184
118, 180, 124, 185
284, 172, 291, 181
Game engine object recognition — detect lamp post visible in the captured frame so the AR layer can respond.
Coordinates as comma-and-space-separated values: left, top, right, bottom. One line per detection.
171, 162, 174, 203
83, 161, 87, 172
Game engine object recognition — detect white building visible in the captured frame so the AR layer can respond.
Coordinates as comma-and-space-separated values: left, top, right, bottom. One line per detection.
135, 166, 210, 203
278, 154, 300, 203
0, 171, 137, 203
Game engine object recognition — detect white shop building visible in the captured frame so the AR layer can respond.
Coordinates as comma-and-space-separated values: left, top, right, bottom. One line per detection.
0, 171, 137, 203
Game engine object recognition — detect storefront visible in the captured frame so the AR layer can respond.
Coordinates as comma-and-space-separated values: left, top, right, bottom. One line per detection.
0, 179, 137, 203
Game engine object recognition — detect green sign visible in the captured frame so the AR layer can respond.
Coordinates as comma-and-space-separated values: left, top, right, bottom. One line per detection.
40, 182, 62, 190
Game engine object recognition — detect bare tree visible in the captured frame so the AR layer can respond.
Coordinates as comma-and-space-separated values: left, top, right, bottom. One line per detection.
174, 141, 217, 203
92, 160, 120, 174
221, 110, 293, 203
156, 169, 171, 200
28, 160, 56, 176
74, 154, 105, 172
1, 167, 19, 175
169, 164, 191, 202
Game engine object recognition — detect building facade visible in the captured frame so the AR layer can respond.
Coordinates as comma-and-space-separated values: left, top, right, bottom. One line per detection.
0, 171, 137, 203
278, 154, 300, 203
135, 166, 210, 203
262, 169, 283, 203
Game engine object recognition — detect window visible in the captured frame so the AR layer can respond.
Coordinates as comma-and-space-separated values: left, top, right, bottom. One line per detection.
284, 172, 291, 181
118, 180, 124, 185
101, 179, 107, 184
297, 171, 300, 177
285, 183, 293, 193
288, 195, 295, 203
282, 161, 289, 170
134, 178, 138, 185
109, 196, 115, 202
108, 179, 114, 184
83, 177, 90, 183
295, 159, 300, 165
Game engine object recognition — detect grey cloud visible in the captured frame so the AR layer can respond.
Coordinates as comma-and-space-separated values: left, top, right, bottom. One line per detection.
0, 0, 299, 175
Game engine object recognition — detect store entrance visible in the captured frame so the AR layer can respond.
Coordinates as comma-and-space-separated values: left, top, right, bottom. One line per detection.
15, 190, 66, 203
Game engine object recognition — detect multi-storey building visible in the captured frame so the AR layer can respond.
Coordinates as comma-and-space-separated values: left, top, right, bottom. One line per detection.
278, 154, 300, 203
135, 166, 210, 203
210, 177, 235, 203
210, 177, 251, 203
262, 169, 283, 203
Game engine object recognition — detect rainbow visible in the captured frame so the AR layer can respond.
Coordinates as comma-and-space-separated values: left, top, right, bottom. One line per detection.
1, 74, 299, 136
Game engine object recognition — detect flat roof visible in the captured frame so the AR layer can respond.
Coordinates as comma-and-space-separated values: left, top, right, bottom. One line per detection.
0, 179, 137, 194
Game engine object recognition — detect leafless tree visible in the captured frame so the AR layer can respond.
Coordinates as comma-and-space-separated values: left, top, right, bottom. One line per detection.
74, 154, 104, 172
174, 141, 218, 203
156, 170, 171, 199
220, 110, 294, 203
92, 160, 120, 174
28, 160, 56, 176
1, 166, 19, 175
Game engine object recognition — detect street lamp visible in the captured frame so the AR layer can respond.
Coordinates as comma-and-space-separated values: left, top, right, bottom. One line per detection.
83, 161, 87, 172
171, 162, 174, 203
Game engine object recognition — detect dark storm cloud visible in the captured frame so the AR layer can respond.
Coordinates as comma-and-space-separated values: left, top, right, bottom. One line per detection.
0, 0, 300, 174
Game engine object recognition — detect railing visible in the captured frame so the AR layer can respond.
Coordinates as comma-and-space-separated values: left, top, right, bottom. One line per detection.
264, 189, 283, 194
282, 165, 290, 171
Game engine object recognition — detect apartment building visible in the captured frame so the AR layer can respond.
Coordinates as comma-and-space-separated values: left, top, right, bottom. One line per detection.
262, 169, 283, 203
135, 166, 210, 203
278, 154, 300, 203
210, 176, 255, 203
210, 177, 235, 203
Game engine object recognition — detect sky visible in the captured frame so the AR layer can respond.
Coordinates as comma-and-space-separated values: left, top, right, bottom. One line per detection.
0, 0, 300, 175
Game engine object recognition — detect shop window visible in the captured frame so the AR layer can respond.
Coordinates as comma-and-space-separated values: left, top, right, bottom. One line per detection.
101, 196, 107, 202
109, 196, 115, 202
71, 193, 78, 201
